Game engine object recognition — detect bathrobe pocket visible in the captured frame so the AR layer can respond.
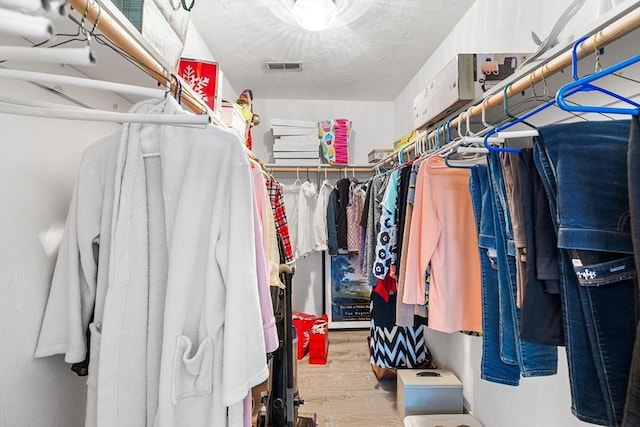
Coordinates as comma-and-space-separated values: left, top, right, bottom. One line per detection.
86, 322, 102, 389
171, 335, 214, 404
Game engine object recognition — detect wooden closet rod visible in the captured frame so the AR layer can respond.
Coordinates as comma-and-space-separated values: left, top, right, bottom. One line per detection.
66, 0, 226, 128
377, 5, 640, 168
267, 165, 373, 173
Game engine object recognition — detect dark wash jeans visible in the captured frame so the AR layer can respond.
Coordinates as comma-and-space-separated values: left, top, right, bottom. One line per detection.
488, 153, 558, 376
623, 115, 640, 427
534, 120, 636, 426
470, 164, 521, 385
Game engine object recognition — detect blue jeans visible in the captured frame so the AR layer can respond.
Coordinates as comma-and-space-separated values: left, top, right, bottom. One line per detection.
488, 153, 558, 376
470, 164, 521, 386
534, 120, 636, 426
623, 115, 640, 427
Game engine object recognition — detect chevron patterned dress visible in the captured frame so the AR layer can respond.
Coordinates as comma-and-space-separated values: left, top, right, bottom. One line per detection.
369, 292, 431, 368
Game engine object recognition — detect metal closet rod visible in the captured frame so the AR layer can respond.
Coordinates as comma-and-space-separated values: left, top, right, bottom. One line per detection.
66, 0, 226, 129
266, 165, 373, 173
377, 5, 640, 167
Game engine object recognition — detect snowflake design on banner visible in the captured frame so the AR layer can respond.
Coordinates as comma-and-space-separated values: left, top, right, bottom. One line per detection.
181, 65, 210, 103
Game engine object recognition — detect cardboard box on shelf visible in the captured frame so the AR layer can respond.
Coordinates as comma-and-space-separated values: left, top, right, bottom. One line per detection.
476, 53, 530, 93
413, 53, 531, 130
368, 149, 393, 163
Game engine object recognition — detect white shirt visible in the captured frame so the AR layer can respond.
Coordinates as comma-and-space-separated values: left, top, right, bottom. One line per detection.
313, 179, 333, 251
295, 180, 317, 258
283, 180, 301, 254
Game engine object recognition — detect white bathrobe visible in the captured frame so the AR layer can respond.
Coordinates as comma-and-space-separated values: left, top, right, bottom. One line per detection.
35, 127, 121, 427
36, 98, 268, 426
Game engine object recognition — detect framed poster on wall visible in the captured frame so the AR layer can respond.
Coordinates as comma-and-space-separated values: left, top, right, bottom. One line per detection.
177, 58, 220, 114
325, 253, 370, 329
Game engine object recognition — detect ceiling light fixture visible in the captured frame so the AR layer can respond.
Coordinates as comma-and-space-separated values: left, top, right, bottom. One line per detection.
293, 0, 337, 32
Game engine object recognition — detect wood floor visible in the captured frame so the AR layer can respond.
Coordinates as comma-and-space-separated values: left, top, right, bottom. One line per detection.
296, 329, 403, 426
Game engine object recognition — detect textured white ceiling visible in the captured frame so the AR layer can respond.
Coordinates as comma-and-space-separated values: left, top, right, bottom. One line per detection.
189, 0, 476, 101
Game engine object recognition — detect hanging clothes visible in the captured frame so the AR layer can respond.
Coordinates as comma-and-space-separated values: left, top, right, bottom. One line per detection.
295, 180, 317, 258
624, 114, 640, 427
335, 177, 351, 250
266, 179, 295, 265
366, 167, 433, 374
283, 179, 301, 256
469, 163, 521, 386
486, 152, 557, 378
313, 179, 332, 252
346, 181, 365, 253
34, 126, 119, 427
264, 181, 285, 289
393, 165, 412, 278
249, 165, 280, 353
396, 163, 427, 327
511, 150, 563, 346
326, 187, 339, 256
500, 153, 527, 308
369, 292, 433, 370
533, 120, 635, 426
373, 170, 399, 280
35, 98, 269, 427
403, 156, 482, 334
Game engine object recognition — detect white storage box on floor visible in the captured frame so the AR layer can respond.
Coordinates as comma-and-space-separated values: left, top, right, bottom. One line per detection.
397, 369, 463, 418
403, 414, 483, 427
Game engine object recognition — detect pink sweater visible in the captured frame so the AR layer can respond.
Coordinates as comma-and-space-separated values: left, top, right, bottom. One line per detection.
403, 157, 482, 333
250, 164, 279, 352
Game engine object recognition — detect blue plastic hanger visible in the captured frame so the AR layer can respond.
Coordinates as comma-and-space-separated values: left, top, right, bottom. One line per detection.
556, 35, 640, 116
398, 145, 406, 165
434, 125, 443, 149
483, 89, 579, 154
445, 119, 453, 141
483, 67, 592, 154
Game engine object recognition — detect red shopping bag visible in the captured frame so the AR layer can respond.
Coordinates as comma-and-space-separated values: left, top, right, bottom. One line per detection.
292, 312, 316, 360
308, 315, 329, 365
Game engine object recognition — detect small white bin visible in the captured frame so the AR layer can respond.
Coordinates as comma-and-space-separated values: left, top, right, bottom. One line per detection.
397, 369, 463, 418
403, 414, 483, 427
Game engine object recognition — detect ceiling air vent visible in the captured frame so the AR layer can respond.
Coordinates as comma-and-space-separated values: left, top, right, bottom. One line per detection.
265, 61, 303, 71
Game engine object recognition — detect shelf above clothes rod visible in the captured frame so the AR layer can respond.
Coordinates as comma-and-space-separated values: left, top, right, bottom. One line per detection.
376, 4, 640, 168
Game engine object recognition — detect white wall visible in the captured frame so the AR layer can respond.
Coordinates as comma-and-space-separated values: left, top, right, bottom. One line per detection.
251, 98, 395, 165
0, 78, 133, 426
425, 332, 592, 427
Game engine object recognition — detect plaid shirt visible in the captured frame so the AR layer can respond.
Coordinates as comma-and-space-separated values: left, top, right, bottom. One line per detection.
266, 179, 295, 264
